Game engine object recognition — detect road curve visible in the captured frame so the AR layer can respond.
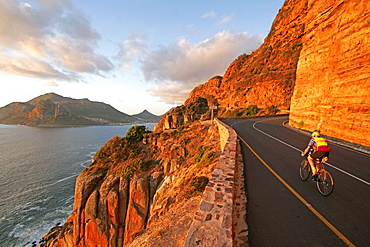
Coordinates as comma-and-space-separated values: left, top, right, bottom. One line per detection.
222, 116, 370, 247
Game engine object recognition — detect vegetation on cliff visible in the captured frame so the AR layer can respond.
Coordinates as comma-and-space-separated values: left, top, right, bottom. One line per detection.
40, 122, 220, 246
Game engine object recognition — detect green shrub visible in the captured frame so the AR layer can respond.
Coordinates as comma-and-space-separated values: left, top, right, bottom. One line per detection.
267, 105, 279, 114
121, 159, 152, 179
191, 176, 209, 193
201, 150, 216, 165
126, 125, 150, 142
200, 110, 212, 121
92, 136, 130, 163
194, 145, 207, 163
245, 105, 259, 115
194, 145, 216, 165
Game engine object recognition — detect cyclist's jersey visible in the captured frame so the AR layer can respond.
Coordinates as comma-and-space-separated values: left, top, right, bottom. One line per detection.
308, 137, 331, 152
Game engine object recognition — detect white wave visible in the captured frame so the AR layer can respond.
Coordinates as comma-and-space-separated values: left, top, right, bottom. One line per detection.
9, 217, 67, 247
79, 159, 92, 168
20, 206, 46, 214
63, 195, 74, 205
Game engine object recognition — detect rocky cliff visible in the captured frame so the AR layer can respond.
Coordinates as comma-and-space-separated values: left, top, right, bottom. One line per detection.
157, 0, 369, 148
40, 123, 220, 246
289, 0, 370, 147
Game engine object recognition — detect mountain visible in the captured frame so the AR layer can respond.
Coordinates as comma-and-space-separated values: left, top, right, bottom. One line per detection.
131, 110, 162, 123
156, 0, 370, 147
0, 93, 136, 126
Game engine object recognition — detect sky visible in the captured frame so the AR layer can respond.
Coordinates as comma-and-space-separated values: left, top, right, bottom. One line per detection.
0, 0, 285, 115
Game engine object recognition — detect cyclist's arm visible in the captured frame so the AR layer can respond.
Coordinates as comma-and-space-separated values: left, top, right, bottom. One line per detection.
301, 146, 311, 156
302, 139, 315, 156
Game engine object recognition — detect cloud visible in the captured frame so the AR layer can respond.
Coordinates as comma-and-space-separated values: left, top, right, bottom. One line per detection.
135, 31, 263, 104
202, 11, 217, 19
44, 81, 59, 87
0, 51, 79, 81
217, 13, 235, 26
0, 0, 113, 81
118, 33, 149, 69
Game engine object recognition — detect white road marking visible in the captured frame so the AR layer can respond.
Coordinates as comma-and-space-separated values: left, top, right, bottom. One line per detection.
251, 118, 370, 186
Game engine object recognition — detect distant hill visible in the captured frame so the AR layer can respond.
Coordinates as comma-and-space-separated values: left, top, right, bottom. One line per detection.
131, 110, 162, 123
0, 93, 138, 126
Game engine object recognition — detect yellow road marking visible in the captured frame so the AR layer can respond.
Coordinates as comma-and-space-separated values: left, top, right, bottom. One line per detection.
238, 135, 356, 247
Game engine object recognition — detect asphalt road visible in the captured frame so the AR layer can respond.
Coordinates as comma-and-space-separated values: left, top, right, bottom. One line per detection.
222, 116, 370, 247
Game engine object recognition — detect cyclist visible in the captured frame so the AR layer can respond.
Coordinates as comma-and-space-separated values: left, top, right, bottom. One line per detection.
301, 130, 331, 180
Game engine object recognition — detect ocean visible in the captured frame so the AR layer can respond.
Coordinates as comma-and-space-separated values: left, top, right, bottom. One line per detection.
0, 123, 156, 247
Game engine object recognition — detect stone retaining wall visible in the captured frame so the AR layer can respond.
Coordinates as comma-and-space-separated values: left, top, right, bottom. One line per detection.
184, 119, 249, 247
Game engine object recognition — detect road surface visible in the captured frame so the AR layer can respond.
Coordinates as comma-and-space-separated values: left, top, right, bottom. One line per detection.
222, 116, 370, 247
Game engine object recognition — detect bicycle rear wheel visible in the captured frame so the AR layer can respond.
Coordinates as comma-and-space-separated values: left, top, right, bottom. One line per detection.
316, 170, 334, 196
299, 159, 310, 181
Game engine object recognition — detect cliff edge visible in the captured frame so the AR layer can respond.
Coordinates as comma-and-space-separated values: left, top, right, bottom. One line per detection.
40, 123, 221, 246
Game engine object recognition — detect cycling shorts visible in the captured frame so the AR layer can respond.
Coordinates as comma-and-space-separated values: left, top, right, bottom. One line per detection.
310, 151, 330, 159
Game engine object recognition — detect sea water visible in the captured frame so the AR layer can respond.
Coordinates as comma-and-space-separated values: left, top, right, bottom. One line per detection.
0, 123, 156, 247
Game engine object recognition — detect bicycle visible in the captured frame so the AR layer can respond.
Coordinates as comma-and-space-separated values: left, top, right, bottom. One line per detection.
299, 156, 334, 196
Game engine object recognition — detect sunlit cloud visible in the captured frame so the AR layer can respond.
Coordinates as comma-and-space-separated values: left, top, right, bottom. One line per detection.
0, 0, 113, 81
126, 31, 263, 104
0, 52, 78, 81
44, 81, 59, 87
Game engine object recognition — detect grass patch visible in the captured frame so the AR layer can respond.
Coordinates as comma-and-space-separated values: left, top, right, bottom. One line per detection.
194, 145, 216, 165
120, 159, 152, 179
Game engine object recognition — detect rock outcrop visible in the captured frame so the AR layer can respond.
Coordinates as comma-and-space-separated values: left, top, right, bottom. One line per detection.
289, 0, 370, 146
40, 122, 220, 247
155, 97, 210, 131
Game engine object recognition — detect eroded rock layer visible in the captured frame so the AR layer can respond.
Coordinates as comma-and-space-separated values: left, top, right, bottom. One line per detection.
289, 0, 370, 146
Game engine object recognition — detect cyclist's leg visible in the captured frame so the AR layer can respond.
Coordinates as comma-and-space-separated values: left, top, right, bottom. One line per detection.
307, 155, 316, 175
314, 151, 329, 173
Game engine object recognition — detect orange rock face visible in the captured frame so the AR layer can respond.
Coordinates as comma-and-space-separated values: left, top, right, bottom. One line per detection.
162, 0, 369, 147
289, 0, 370, 146
186, 0, 309, 112
124, 175, 150, 244
40, 123, 220, 247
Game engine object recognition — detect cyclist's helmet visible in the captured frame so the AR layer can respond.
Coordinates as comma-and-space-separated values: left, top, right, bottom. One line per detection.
311, 130, 321, 137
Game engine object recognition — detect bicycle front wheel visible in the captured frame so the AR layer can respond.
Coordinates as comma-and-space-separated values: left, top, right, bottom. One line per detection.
299, 159, 310, 181
317, 170, 334, 196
